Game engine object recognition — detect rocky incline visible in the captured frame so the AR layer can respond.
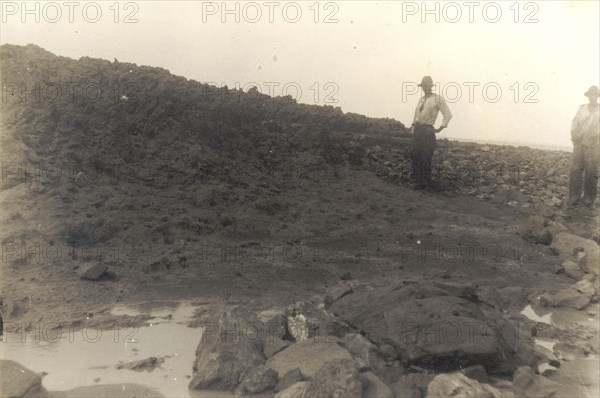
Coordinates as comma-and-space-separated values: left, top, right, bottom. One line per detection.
0, 44, 599, 398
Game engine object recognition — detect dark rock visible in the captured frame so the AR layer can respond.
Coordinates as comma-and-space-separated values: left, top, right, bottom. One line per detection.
330, 283, 507, 372
378, 344, 399, 363
521, 216, 553, 246
78, 262, 108, 280
263, 337, 291, 359
189, 311, 265, 391
432, 281, 479, 302
275, 368, 305, 392
235, 365, 278, 395
116, 356, 165, 372
340, 272, 353, 280
460, 364, 489, 383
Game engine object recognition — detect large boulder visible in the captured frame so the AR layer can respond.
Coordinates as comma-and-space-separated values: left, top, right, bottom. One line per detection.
550, 232, 599, 275
330, 283, 508, 371
266, 338, 355, 378
189, 311, 265, 391
0, 360, 45, 398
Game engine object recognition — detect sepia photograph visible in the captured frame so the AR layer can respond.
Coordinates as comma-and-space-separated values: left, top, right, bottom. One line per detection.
0, 1, 599, 397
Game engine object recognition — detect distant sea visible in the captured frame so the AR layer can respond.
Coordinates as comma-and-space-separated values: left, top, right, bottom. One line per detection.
444, 136, 572, 152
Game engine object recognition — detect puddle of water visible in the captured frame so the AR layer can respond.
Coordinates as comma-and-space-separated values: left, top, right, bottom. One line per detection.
521, 304, 553, 325
0, 302, 203, 398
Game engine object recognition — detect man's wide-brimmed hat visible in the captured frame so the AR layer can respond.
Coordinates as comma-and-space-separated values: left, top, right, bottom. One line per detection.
418, 76, 434, 87
584, 85, 599, 97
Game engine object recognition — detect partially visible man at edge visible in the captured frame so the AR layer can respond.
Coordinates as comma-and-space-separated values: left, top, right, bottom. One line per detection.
410, 76, 453, 190
568, 85, 599, 208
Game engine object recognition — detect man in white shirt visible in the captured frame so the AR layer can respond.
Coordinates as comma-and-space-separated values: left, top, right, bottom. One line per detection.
568, 85, 599, 208
409, 76, 452, 189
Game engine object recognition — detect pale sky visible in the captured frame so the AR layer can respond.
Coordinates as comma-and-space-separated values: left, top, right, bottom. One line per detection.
1, 1, 599, 149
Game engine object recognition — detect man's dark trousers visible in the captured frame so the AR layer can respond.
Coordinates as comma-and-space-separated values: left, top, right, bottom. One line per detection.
569, 142, 599, 205
411, 124, 437, 188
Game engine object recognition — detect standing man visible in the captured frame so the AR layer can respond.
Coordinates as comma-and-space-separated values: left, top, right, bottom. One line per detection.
568, 85, 599, 208
410, 76, 452, 190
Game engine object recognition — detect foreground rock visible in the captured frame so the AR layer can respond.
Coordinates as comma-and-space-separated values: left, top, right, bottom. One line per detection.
266, 338, 355, 378
0, 360, 46, 398
425, 373, 503, 398
330, 283, 526, 372
189, 311, 265, 391
302, 359, 363, 398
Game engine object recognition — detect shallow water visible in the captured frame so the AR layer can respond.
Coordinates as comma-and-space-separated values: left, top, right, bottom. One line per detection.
520, 303, 599, 397
521, 304, 553, 325
0, 301, 204, 397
